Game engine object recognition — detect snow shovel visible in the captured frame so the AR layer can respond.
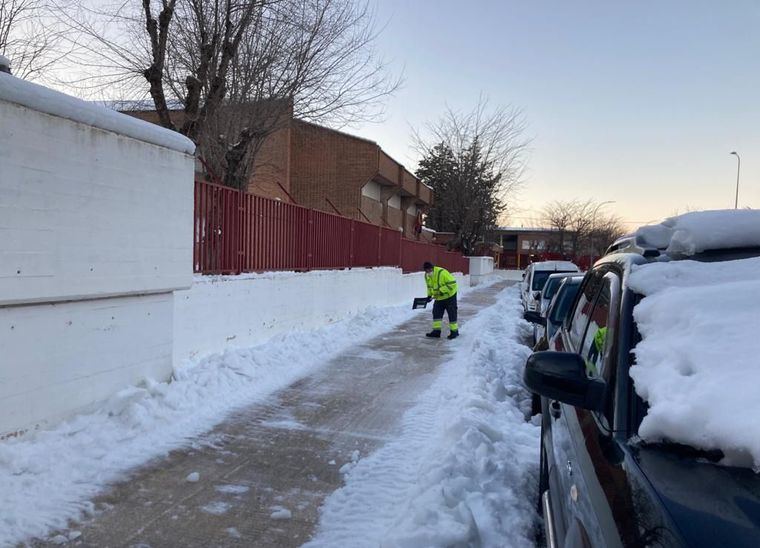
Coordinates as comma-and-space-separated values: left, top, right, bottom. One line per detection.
412, 297, 430, 310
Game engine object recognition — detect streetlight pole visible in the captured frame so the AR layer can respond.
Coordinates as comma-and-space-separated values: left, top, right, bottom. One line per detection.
588, 200, 616, 266
730, 151, 741, 209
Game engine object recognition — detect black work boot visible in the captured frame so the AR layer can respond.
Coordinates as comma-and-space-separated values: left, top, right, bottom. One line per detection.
425, 330, 442, 338
447, 330, 459, 340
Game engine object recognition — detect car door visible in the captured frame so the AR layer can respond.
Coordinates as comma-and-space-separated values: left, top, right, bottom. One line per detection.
561, 271, 627, 547
545, 269, 604, 542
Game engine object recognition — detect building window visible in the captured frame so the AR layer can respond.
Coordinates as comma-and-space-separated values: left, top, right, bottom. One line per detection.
388, 194, 401, 209
521, 239, 547, 251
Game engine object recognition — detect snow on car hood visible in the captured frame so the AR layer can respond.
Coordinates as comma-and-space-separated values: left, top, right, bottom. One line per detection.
628, 255, 760, 469
635, 209, 760, 256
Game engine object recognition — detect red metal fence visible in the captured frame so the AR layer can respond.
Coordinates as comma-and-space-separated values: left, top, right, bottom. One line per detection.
194, 181, 469, 275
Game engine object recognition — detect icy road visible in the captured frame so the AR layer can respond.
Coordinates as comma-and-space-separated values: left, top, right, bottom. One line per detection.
8, 280, 540, 547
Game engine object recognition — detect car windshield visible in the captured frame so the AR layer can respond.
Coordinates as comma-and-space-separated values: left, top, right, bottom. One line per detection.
549, 281, 581, 324
542, 277, 564, 300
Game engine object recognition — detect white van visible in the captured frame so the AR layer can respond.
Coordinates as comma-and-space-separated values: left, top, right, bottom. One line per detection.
521, 260, 580, 312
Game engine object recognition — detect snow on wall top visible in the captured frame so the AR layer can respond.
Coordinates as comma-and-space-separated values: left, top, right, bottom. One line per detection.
0, 73, 195, 155
628, 255, 760, 468
635, 209, 760, 256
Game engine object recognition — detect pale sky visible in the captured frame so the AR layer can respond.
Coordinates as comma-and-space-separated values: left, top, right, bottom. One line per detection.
352, 0, 760, 229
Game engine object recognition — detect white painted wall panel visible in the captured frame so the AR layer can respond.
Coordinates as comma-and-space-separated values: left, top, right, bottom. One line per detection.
0, 293, 173, 436
174, 268, 469, 365
0, 100, 194, 306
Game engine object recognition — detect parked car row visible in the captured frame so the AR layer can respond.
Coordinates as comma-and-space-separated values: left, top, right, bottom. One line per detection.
518, 212, 760, 548
520, 260, 580, 314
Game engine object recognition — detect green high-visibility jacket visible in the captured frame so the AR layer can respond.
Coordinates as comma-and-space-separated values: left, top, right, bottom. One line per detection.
426, 266, 458, 301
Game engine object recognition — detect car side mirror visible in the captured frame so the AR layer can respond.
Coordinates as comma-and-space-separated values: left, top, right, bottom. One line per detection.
533, 291, 541, 299
523, 311, 545, 326
523, 351, 606, 412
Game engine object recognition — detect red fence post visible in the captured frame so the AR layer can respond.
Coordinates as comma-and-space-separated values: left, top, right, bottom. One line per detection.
236, 189, 244, 274
306, 208, 313, 270
349, 219, 355, 269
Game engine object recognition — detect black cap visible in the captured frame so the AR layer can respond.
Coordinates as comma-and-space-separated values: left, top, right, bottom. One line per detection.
423, 261, 434, 270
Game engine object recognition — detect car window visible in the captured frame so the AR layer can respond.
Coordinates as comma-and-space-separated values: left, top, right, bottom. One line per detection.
531, 270, 551, 291
542, 277, 563, 300
566, 271, 603, 349
549, 282, 581, 325
579, 275, 614, 381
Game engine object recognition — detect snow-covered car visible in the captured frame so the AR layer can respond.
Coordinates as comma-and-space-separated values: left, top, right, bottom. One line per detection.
523, 210, 760, 547
520, 261, 580, 313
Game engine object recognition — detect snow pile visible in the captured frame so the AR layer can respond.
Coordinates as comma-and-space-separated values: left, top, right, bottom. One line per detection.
0, 72, 195, 154
629, 256, 760, 468
306, 287, 539, 547
635, 209, 760, 256
0, 304, 418, 546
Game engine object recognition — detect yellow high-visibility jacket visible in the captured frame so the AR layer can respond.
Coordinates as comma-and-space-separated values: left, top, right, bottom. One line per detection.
426, 266, 458, 301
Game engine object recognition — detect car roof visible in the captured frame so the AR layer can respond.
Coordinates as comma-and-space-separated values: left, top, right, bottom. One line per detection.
546, 272, 576, 280
531, 260, 579, 271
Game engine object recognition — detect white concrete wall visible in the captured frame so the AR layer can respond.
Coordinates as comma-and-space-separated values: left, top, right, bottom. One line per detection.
0, 293, 173, 436
0, 100, 194, 306
174, 268, 468, 365
0, 76, 195, 438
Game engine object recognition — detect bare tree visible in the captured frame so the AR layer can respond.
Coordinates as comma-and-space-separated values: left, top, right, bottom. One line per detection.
588, 212, 626, 256
59, 0, 399, 188
413, 97, 530, 254
541, 198, 625, 258
0, 0, 66, 79
541, 200, 574, 254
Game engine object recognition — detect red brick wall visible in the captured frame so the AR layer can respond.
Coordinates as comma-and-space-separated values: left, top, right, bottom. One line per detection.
290, 121, 379, 219
246, 124, 291, 201
387, 207, 403, 231
403, 212, 417, 238
360, 196, 384, 224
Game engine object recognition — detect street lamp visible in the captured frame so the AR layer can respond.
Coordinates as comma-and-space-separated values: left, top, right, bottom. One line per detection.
730, 151, 741, 209
588, 200, 616, 265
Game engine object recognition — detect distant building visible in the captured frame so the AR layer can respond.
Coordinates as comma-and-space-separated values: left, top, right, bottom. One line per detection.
489, 226, 575, 269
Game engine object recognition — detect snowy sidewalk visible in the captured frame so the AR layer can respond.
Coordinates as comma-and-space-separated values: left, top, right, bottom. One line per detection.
19, 281, 538, 547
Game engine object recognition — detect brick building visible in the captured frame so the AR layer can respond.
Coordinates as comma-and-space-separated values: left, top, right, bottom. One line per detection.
247, 119, 432, 239
118, 102, 432, 240
489, 226, 575, 269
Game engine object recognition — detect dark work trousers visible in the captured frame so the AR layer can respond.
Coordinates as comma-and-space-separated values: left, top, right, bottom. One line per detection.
432, 294, 458, 331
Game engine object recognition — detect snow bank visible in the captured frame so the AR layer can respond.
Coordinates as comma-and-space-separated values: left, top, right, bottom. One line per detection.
0, 72, 194, 154
635, 209, 760, 256
306, 287, 539, 547
628, 256, 760, 468
0, 303, 419, 546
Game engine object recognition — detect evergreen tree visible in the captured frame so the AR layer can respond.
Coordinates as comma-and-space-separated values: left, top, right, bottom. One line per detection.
416, 139, 504, 255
